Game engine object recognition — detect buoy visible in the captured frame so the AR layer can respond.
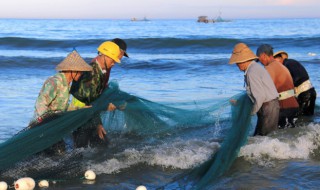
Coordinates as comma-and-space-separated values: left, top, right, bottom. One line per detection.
14, 177, 35, 190
84, 170, 96, 180
38, 180, 49, 188
136, 185, 147, 190
0, 181, 8, 190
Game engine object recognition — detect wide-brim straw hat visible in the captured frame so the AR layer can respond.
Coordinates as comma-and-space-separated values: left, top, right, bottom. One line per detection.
273, 50, 289, 59
56, 50, 92, 71
229, 43, 258, 64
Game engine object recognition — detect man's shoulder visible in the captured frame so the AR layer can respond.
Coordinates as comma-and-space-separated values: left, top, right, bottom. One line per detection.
45, 73, 63, 84
248, 62, 264, 72
285, 58, 303, 67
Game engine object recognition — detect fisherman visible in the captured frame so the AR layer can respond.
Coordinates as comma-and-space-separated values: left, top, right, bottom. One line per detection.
70, 39, 129, 148
30, 50, 92, 154
274, 51, 317, 116
229, 43, 279, 135
256, 44, 299, 129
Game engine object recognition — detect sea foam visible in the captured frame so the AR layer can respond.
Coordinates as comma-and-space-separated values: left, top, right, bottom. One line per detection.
239, 123, 320, 166
88, 139, 219, 174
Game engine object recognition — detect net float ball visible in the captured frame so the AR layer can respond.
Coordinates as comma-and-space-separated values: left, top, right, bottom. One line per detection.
38, 180, 49, 188
136, 185, 147, 190
84, 170, 96, 180
0, 181, 8, 190
14, 177, 35, 190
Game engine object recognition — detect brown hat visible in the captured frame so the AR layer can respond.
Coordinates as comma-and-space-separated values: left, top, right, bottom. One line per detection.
273, 50, 289, 59
229, 43, 258, 64
56, 50, 92, 71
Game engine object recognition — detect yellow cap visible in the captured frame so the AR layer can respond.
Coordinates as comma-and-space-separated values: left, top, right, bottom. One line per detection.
97, 41, 121, 63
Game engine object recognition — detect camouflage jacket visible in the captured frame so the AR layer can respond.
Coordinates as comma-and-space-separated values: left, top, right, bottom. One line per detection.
70, 60, 111, 105
34, 73, 70, 119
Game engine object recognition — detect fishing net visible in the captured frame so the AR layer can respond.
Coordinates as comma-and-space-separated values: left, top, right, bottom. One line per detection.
0, 81, 253, 186
190, 93, 253, 189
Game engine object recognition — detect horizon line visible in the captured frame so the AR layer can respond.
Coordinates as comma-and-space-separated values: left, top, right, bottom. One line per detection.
0, 16, 319, 20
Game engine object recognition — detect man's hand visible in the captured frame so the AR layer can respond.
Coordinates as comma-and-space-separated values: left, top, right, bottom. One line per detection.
107, 103, 117, 111
230, 99, 237, 105
118, 102, 127, 110
97, 124, 107, 140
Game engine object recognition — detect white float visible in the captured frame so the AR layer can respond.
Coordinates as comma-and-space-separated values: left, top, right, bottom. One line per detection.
38, 180, 49, 188
0, 181, 8, 190
136, 185, 147, 190
84, 170, 96, 180
14, 177, 35, 190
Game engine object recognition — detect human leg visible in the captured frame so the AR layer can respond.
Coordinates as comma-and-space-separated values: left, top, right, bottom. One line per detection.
254, 99, 280, 136
298, 88, 317, 116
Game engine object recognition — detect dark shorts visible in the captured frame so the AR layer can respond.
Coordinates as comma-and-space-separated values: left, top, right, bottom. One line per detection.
254, 99, 280, 136
297, 87, 317, 116
278, 107, 299, 129
72, 113, 107, 148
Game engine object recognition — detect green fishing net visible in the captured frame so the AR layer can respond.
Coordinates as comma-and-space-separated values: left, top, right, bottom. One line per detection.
0, 81, 253, 187
191, 93, 253, 189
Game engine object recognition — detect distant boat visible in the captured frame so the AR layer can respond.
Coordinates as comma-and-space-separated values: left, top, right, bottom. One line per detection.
214, 12, 232, 22
197, 12, 231, 23
197, 16, 214, 23
131, 17, 150, 22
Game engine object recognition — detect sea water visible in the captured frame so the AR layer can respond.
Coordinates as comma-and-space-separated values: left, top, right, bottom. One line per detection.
0, 18, 320, 189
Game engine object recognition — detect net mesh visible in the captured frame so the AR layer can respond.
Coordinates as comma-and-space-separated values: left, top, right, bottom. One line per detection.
0, 81, 253, 187
191, 93, 253, 189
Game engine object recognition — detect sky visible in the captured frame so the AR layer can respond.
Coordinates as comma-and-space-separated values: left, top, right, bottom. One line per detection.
0, 0, 319, 19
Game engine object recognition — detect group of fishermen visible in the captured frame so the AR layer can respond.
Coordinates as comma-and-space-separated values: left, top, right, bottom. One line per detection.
229, 43, 316, 136
29, 40, 316, 155
29, 38, 129, 154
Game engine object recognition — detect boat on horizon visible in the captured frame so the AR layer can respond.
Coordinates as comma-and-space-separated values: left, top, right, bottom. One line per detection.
197, 16, 214, 23
197, 12, 231, 23
131, 17, 150, 22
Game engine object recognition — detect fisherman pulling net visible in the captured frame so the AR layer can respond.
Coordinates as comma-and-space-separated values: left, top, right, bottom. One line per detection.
0, 81, 253, 187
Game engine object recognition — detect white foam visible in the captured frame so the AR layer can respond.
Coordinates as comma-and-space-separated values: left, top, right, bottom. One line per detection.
88, 139, 219, 174
239, 123, 320, 166
308, 52, 317, 56
148, 139, 219, 169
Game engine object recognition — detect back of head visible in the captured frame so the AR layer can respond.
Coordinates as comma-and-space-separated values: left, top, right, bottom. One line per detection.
274, 50, 289, 59
229, 43, 258, 64
97, 41, 121, 63
112, 38, 129, 58
256, 44, 274, 57
55, 50, 92, 72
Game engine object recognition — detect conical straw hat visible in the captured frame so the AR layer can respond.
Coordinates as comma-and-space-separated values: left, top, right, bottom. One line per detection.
229, 43, 258, 64
273, 50, 289, 59
56, 50, 92, 71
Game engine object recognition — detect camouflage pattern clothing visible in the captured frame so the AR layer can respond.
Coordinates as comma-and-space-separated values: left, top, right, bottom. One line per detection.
34, 72, 70, 120
70, 59, 111, 148
70, 60, 111, 105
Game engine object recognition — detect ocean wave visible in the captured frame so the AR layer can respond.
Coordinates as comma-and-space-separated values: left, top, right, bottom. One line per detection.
239, 123, 320, 166
1, 36, 319, 54
0, 37, 98, 49
88, 139, 219, 174
0, 54, 230, 71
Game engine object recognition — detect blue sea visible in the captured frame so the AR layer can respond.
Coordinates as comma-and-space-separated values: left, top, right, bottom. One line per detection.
0, 18, 320, 189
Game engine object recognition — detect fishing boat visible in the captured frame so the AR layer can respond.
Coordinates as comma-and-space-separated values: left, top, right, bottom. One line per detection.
197, 16, 214, 23
197, 12, 231, 23
214, 12, 232, 22
131, 17, 150, 22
